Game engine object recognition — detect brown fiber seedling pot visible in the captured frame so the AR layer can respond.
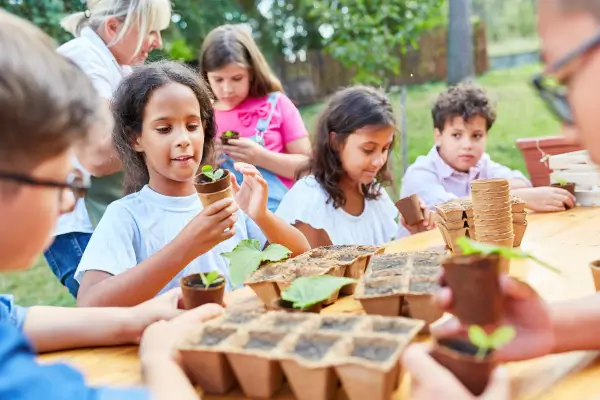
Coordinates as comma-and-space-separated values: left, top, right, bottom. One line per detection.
430, 338, 496, 396
269, 298, 323, 313
590, 260, 600, 292
180, 273, 225, 310
441, 254, 502, 326
220, 131, 239, 145
194, 169, 233, 207
551, 182, 576, 209
395, 194, 424, 226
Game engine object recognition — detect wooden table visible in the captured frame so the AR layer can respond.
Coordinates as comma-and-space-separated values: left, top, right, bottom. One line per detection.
39, 207, 600, 399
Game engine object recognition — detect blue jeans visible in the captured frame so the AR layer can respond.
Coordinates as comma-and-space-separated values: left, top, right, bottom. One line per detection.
43, 232, 91, 298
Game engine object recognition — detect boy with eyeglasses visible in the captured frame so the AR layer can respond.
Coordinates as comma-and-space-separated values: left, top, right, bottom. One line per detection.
401, 1, 600, 398
0, 10, 217, 399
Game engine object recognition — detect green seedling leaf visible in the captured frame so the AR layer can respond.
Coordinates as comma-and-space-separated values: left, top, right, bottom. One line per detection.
221, 239, 292, 287
455, 237, 561, 275
199, 164, 225, 182
489, 326, 516, 348
555, 177, 568, 186
224, 130, 238, 138
213, 169, 224, 181
468, 325, 490, 349
281, 275, 357, 309
200, 271, 224, 286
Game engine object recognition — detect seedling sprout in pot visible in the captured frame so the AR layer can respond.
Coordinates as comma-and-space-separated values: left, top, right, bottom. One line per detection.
221, 130, 240, 145
221, 239, 292, 288
274, 275, 357, 312
430, 325, 515, 396
194, 165, 233, 207
180, 271, 226, 309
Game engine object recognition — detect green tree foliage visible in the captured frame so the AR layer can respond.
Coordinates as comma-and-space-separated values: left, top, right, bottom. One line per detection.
311, 0, 445, 88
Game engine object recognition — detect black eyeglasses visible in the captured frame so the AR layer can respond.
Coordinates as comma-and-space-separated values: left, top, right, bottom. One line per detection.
0, 171, 90, 213
531, 29, 600, 125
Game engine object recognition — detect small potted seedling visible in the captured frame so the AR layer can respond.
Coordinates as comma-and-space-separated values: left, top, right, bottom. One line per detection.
221, 239, 292, 290
194, 165, 233, 207
221, 130, 240, 145
395, 194, 425, 226
180, 271, 226, 309
273, 275, 357, 313
551, 177, 576, 208
431, 325, 515, 396
442, 237, 559, 326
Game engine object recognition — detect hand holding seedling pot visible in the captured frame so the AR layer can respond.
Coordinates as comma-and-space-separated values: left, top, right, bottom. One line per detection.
395, 194, 424, 226
194, 165, 233, 207
551, 178, 576, 209
430, 325, 515, 396
221, 130, 240, 145
271, 275, 357, 313
180, 271, 226, 309
442, 237, 560, 326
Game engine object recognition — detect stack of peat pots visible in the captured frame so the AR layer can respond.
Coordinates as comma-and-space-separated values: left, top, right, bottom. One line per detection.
430, 251, 505, 396
471, 179, 514, 273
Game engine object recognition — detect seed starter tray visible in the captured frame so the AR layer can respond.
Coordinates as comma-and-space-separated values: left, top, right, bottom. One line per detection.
354, 250, 447, 331
178, 310, 424, 400
245, 245, 385, 307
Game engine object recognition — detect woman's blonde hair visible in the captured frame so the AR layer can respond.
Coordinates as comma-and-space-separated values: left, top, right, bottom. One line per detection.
61, 0, 171, 55
200, 24, 284, 98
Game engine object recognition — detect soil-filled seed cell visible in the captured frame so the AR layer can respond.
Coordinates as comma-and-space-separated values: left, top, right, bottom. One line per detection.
351, 340, 397, 362
197, 327, 237, 347
369, 254, 409, 272
372, 319, 416, 335
273, 313, 311, 329
364, 279, 404, 296
223, 312, 260, 325
244, 331, 287, 351
408, 279, 439, 294
318, 316, 360, 332
294, 335, 340, 361
411, 266, 440, 277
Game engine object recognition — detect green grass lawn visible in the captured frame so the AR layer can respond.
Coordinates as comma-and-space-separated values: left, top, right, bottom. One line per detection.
0, 63, 560, 307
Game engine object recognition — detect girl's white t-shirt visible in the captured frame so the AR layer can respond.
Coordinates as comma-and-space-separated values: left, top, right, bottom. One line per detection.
276, 176, 407, 245
54, 27, 132, 236
75, 186, 267, 293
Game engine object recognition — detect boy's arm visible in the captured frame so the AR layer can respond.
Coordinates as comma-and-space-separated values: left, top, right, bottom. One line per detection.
23, 289, 182, 353
484, 156, 532, 188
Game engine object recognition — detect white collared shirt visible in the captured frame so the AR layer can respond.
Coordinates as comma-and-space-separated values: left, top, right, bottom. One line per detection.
54, 28, 131, 236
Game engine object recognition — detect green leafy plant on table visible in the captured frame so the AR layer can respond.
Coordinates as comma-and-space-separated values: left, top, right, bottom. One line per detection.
455, 237, 561, 274
468, 325, 516, 361
281, 275, 357, 309
221, 239, 292, 287
200, 165, 224, 182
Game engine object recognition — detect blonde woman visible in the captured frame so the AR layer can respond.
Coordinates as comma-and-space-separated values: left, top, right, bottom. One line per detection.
45, 0, 171, 298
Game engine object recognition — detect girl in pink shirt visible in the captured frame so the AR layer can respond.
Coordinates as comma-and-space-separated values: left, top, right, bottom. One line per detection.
200, 24, 311, 211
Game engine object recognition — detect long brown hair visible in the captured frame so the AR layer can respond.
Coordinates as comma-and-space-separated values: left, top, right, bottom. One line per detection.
298, 85, 396, 209
199, 24, 284, 98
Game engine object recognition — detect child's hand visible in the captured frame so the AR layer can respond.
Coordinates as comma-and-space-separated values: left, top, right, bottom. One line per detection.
401, 200, 436, 234
513, 187, 576, 212
178, 198, 239, 258
128, 288, 185, 344
221, 137, 266, 166
231, 162, 269, 221
139, 303, 223, 366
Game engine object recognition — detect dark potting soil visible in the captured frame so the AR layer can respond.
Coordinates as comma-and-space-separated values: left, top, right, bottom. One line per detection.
371, 269, 405, 279
440, 338, 492, 358
364, 280, 404, 296
294, 337, 337, 361
408, 280, 439, 294
184, 277, 221, 289
411, 266, 440, 277
244, 333, 283, 351
411, 253, 442, 267
351, 342, 397, 362
369, 255, 409, 272
319, 316, 359, 331
198, 328, 235, 347
372, 320, 415, 335
224, 312, 258, 325
274, 315, 309, 328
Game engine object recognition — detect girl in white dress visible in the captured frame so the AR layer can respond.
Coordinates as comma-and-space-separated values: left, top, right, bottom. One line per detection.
276, 85, 435, 247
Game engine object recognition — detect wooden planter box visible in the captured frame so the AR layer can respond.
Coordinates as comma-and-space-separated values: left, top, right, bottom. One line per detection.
516, 136, 583, 187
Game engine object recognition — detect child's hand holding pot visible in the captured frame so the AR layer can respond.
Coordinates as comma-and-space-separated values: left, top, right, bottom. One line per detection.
401, 199, 436, 234
402, 343, 510, 400
231, 162, 269, 221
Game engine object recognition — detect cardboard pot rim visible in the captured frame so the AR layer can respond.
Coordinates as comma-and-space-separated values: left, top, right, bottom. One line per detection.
432, 337, 495, 363
180, 273, 226, 292
194, 169, 231, 193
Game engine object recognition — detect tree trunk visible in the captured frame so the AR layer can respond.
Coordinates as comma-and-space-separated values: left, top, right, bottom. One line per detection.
447, 0, 475, 85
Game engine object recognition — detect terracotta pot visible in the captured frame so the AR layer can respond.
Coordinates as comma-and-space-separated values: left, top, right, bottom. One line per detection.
441, 254, 502, 325
590, 260, 600, 292
180, 273, 225, 310
430, 338, 496, 396
395, 194, 425, 226
220, 131, 239, 145
194, 169, 233, 207
269, 298, 323, 313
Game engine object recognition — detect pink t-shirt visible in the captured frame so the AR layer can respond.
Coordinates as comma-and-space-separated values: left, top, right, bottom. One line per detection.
215, 93, 308, 188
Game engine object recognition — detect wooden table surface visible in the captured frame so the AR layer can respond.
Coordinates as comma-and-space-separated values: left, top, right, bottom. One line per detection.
39, 207, 600, 399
